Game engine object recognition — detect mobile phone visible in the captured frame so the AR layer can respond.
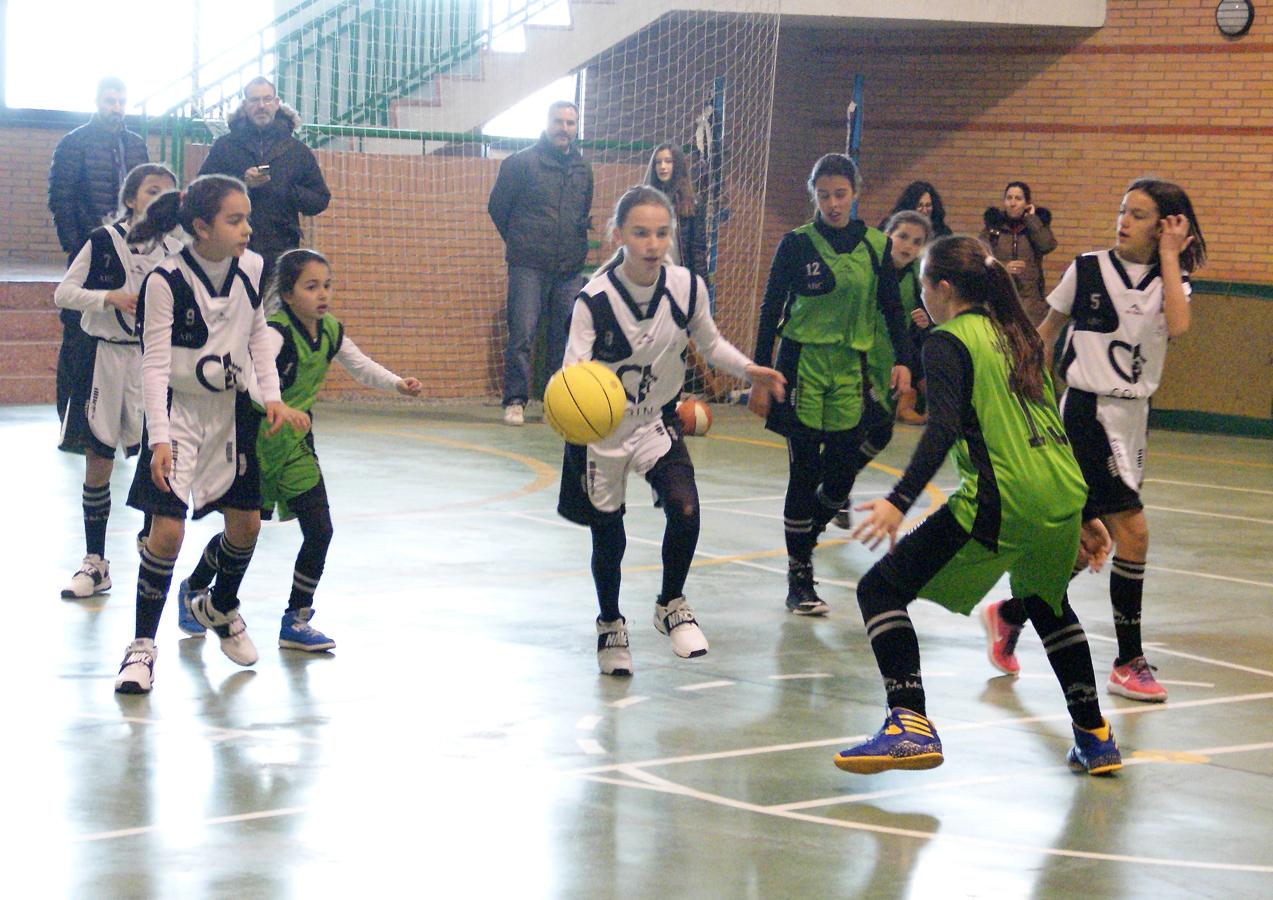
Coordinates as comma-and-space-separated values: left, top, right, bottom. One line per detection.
257, 165, 271, 174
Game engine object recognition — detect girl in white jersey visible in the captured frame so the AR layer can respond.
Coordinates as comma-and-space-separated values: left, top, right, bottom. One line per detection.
982, 178, 1205, 703
55, 163, 182, 599
113, 175, 309, 694
557, 185, 786, 675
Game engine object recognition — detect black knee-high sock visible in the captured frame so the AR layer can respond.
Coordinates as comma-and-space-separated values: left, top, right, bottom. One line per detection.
289, 504, 334, 612
1110, 557, 1146, 665
997, 561, 1083, 628
660, 501, 699, 602
187, 533, 222, 591
857, 568, 925, 716
784, 436, 823, 563
590, 517, 626, 622
135, 546, 176, 640
209, 534, 255, 614
1022, 594, 1103, 730
83, 483, 111, 557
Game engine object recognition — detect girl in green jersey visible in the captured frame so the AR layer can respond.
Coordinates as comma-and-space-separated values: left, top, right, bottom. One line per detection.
835, 236, 1121, 777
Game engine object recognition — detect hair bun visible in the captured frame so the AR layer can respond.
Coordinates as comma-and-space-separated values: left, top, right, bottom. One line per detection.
984, 255, 996, 268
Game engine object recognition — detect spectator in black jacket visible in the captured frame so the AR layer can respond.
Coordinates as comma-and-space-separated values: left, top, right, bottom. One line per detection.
487, 100, 594, 425
47, 76, 150, 420
644, 142, 707, 281
198, 77, 331, 286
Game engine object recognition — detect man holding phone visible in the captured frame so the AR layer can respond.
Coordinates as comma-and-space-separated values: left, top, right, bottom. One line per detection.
199, 76, 331, 286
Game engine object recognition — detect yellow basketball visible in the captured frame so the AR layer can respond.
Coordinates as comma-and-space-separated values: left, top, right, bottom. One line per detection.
543, 361, 628, 445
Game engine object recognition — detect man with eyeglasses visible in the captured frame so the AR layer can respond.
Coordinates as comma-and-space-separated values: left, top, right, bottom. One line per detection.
199, 76, 331, 285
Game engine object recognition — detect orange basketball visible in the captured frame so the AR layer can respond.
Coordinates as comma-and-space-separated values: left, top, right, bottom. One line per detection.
676, 398, 712, 436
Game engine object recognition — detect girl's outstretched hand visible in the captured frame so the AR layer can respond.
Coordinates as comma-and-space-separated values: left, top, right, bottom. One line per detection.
1158, 214, 1194, 260
851, 498, 904, 552
745, 364, 787, 418
397, 377, 423, 397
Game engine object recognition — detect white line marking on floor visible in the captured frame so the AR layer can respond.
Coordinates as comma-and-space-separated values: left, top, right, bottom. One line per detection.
75, 806, 311, 842
1143, 504, 1273, 526
1086, 633, 1273, 679
575, 715, 602, 731
576, 767, 1273, 873
566, 690, 1273, 776
1145, 477, 1273, 497
1156, 679, 1215, 688
1143, 564, 1273, 591
768, 673, 832, 681
676, 680, 736, 692
577, 738, 607, 755
607, 696, 649, 709
74, 713, 323, 745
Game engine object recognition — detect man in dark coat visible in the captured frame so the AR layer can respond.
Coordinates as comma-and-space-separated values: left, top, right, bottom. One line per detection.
487, 100, 594, 425
198, 76, 331, 286
47, 76, 150, 420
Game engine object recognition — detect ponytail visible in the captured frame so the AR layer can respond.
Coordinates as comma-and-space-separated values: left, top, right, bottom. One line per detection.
126, 174, 247, 245
923, 235, 1046, 403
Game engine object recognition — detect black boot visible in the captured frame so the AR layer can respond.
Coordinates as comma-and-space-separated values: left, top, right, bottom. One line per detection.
786, 560, 829, 616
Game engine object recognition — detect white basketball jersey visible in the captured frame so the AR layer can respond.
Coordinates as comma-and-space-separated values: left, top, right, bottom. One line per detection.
141, 248, 265, 396
77, 224, 181, 342
1051, 250, 1189, 400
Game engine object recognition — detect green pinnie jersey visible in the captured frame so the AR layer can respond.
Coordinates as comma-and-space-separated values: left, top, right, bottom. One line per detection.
779, 222, 888, 350
937, 311, 1087, 547
863, 262, 919, 410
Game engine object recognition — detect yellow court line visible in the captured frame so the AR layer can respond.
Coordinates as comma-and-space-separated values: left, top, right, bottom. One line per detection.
706, 432, 948, 521
1156, 450, 1273, 471
354, 425, 559, 508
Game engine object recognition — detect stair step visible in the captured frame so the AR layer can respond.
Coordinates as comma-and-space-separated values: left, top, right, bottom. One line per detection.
1, 309, 62, 341
0, 280, 58, 311
0, 375, 56, 405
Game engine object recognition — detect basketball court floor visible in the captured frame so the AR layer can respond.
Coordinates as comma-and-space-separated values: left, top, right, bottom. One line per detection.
8, 401, 1273, 897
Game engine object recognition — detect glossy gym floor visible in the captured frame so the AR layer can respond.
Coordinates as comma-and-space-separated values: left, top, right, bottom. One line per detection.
8, 401, 1273, 898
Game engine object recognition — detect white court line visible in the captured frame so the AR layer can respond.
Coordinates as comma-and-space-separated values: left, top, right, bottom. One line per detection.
608, 696, 649, 709
575, 715, 602, 731
1143, 504, 1273, 526
698, 494, 788, 505
768, 673, 832, 681
1144, 564, 1273, 591
578, 766, 1273, 874
677, 680, 736, 692
1145, 477, 1273, 497
577, 738, 607, 755
566, 690, 1273, 776
1157, 679, 1216, 688
76, 806, 310, 842
73, 713, 324, 745
1085, 633, 1273, 679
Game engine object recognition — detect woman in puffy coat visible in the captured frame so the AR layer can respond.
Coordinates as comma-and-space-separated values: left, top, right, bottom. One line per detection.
980, 181, 1057, 325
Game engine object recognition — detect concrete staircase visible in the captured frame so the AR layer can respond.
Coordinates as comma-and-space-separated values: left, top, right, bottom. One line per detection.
0, 276, 61, 405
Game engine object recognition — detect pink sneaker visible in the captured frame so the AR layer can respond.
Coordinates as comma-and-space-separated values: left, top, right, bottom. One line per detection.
1108, 656, 1168, 702
980, 600, 1023, 675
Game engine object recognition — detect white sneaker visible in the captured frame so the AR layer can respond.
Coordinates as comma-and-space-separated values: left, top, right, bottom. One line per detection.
503, 403, 525, 426
114, 638, 157, 694
653, 596, 708, 658
596, 617, 633, 676
62, 554, 111, 599
189, 593, 258, 666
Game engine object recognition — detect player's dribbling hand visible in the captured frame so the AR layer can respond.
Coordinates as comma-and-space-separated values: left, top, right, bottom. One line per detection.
105, 290, 138, 315
851, 498, 904, 552
264, 401, 310, 437
396, 377, 422, 397
1079, 518, 1112, 573
744, 365, 786, 418
889, 364, 912, 398
150, 443, 173, 492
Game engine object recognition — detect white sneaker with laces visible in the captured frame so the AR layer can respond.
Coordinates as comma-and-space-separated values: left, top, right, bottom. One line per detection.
503, 403, 525, 426
62, 554, 111, 599
596, 617, 633, 676
189, 594, 258, 666
114, 638, 157, 694
653, 596, 708, 658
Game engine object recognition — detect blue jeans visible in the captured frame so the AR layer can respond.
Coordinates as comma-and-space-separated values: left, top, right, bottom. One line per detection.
502, 265, 584, 406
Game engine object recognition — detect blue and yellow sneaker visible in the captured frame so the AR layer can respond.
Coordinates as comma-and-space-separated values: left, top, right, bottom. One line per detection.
1067, 719, 1122, 775
834, 707, 944, 774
